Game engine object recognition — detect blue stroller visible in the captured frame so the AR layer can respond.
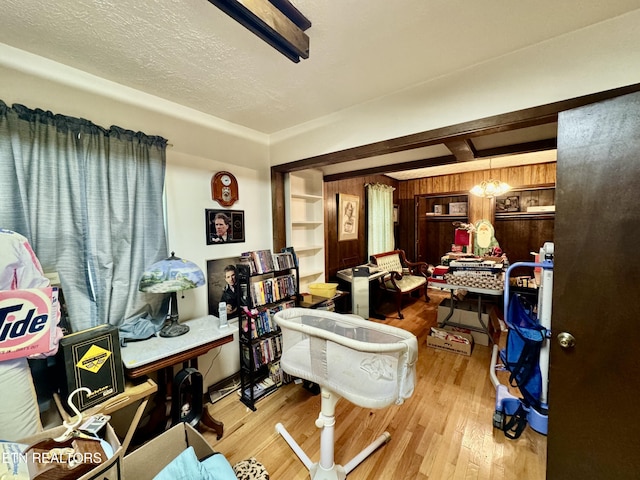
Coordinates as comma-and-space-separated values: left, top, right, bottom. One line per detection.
490, 242, 554, 439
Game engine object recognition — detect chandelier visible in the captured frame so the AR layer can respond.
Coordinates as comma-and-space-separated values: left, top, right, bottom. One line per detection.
470, 159, 511, 198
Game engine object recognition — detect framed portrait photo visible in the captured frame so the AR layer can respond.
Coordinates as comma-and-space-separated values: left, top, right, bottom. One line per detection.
206, 209, 245, 245
206, 256, 247, 319
338, 193, 359, 241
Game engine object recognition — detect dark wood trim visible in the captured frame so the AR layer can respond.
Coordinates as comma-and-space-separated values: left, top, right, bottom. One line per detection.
475, 138, 557, 159
323, 154, 456, 182
445, 139, 476, 162
272, 83, 640, 273
271, 169, 286, 252
271, 82, 640, 173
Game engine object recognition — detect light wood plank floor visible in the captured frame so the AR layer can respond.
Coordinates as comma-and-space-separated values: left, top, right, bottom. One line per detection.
202, 289, 547, 479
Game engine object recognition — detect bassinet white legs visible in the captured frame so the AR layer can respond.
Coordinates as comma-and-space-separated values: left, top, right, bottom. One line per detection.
275, 387, 391, 479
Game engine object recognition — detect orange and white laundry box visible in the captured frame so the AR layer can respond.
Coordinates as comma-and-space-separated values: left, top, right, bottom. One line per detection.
0, 287, 59, 361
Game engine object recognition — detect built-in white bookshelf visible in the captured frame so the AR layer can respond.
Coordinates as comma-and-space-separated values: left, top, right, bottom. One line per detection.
284, 169, 325, 293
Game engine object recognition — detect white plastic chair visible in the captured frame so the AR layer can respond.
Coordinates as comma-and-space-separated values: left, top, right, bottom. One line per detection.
274, 308, 418, 480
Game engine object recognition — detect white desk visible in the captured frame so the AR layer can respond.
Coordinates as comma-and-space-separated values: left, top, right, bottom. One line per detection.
336, 264, 387, 283
120, 316, 234, 440
337, 265, 388, 319
431, 280, 503, 345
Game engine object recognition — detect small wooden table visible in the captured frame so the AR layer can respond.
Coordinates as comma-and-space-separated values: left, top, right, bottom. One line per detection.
120, 316, 234, 440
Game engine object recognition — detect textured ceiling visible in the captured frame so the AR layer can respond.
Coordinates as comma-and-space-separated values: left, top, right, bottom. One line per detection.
2, 0, 639, 136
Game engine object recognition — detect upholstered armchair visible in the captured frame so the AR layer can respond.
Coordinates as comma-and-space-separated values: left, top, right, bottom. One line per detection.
370, 249, 432, 319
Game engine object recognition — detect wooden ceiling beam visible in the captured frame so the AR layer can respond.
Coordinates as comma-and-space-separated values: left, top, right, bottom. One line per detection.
208, 0, 310, 62
445, 139, 476, 162
475, 138, 557, 159
272, 82, 640, 173
323, 155, 456, 182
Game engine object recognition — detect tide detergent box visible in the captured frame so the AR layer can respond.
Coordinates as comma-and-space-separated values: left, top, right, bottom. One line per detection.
57, 324, 125, 411
0, 287, 59, 361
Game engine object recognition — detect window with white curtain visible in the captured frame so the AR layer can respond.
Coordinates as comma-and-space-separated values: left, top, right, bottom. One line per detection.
366, 183, 395, 258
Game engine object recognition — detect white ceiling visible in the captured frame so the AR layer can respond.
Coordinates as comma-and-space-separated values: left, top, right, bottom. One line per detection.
2, 0, 639, 177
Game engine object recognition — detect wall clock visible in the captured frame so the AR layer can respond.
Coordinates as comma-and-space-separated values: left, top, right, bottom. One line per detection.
211, 171, 239, 207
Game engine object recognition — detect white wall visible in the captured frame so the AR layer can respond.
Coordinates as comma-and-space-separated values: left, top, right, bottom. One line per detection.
269, 10, 640, 164
0, 46, 273, 385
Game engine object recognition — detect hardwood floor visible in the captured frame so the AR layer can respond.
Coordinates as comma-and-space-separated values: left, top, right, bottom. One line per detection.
201, 289, 547, 479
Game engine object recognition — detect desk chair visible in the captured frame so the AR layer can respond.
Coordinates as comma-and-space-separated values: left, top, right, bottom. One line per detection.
274, 308, 418, 479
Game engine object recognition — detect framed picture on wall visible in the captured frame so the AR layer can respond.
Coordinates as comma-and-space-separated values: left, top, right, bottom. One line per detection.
206, 256, 247, 319
338, 193, 359, 241
495, 195, 520, 213
393, 204, 399, 224
205, 209, 245, 245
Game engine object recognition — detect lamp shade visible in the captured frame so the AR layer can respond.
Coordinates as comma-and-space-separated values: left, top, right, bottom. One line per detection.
139, 252, 205, 293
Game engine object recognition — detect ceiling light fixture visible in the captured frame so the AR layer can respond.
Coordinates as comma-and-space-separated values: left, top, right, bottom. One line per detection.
469, 158, 511, 198
208, 0, 311, 63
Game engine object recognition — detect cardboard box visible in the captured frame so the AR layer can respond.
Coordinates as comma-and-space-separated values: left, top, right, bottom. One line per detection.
123, 423, 216, 479
18, 423, 122, 480
437, 305, 498, 346
427, 329, 474, 356
57, 324, 125, 411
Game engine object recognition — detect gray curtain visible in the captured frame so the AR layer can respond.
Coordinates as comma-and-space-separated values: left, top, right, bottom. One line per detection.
0, 101, 168, 332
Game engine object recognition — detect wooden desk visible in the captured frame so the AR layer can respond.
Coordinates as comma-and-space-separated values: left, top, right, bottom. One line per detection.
120, 316, 234, 440
54, 378, 157, 453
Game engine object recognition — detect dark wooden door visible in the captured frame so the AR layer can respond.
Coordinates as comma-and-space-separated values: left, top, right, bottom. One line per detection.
547, 92, 640, 478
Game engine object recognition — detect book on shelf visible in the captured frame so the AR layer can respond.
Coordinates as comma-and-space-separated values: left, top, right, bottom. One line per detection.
272, 251, 296, 271
247, 274, 296, 306
281, 246, 298, 268
242, 249, 274, 274
242, 377, 276, 400
241, 336, 282, 370
240, 248, 297, 275
242, 300, 296, 338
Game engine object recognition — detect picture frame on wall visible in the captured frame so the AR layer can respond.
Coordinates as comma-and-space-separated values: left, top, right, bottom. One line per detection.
495, 195, 520, 213
206, 209, 245, 245
338, 193, 359, 241
206, 256, 247, 318
393, 204, 399, 224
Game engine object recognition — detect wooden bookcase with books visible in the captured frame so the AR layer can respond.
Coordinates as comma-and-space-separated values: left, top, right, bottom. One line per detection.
236, 248, 299, 410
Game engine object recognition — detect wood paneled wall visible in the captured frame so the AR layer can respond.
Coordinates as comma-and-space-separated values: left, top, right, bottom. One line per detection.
398, 162, 557, 259
324, 175, 398, 279
280, 162, 556, 282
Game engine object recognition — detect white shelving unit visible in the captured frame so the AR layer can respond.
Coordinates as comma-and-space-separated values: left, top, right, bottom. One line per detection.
285, 169, 325, 293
